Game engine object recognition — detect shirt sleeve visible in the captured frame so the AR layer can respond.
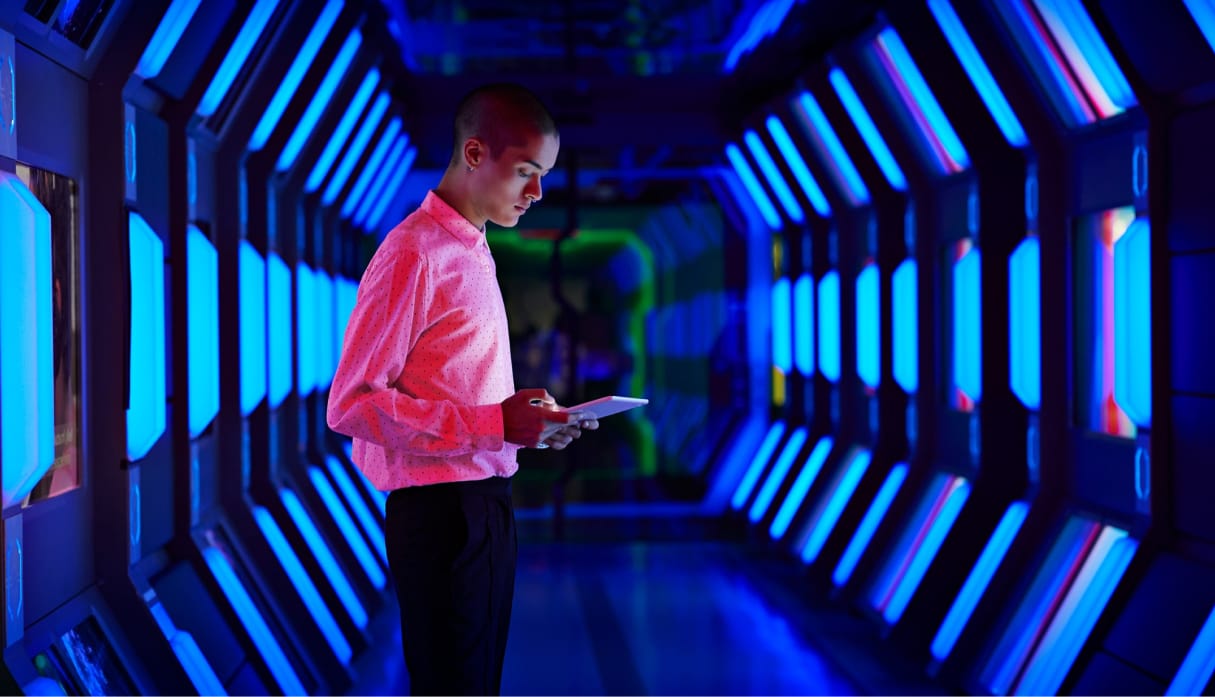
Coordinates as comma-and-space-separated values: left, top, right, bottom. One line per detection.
326, 242, 506, 456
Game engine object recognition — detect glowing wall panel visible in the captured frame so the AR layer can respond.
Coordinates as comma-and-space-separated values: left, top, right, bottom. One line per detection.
126, 212, 167, 462
187, 225, 219, 438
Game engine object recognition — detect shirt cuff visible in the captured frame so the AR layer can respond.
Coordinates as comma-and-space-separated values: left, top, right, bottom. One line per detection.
471, 403, 506, 451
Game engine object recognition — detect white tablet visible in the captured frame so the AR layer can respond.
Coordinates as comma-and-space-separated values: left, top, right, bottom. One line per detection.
560, 395, 649, 419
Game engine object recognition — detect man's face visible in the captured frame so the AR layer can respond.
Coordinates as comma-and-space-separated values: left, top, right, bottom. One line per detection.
475, 129, 559, 228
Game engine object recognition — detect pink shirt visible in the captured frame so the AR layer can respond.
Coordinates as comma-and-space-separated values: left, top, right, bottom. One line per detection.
327, 191, 521, 489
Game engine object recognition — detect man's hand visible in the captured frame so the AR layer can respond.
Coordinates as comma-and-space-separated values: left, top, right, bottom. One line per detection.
502, 389, 577, 448
540, 414, 600, 450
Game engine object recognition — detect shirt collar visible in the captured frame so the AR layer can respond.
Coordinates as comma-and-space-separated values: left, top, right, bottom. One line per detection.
423, 191, 484, 250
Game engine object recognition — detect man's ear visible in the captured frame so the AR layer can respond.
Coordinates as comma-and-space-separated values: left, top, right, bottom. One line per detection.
463, 138, 484, 169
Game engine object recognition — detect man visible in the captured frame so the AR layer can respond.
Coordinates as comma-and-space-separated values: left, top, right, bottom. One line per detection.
327, 83, 598, 695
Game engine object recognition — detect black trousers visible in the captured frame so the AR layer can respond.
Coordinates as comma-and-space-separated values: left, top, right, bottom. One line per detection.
385, 477, 517, 696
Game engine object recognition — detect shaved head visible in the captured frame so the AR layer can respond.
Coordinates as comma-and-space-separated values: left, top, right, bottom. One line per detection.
450, 83, 558, 166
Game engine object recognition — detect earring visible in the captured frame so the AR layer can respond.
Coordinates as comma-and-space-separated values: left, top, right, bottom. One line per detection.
466, 165, 475, 172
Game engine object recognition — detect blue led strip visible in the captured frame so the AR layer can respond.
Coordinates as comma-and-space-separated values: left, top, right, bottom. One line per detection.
724, 0, 795, 71
1168, 603, 1215, 695
932, 501, 1029, 662
857, 263, 880, 389
341, 117, 403, 218
744, 129, 804, 223
305, 68, 380, 192
148, 601, 227, 696
704, 416, 768, 513
981, 516, 1095, 694
322, 93, 391, 206
828, 67, 908, 192
870, 473, 952, 611
1010, 237, 1041, 409
0, 174, 53, 506
1016, 528, 1137, 695
770, 436, 835, 540
954, 246, 982, 402
1184, 0, 1215, 57
368, 146, 417, 231
326, 455, 388, 564
282, 486, 372, 627
800, 448, 872, 563
731, 422, 787, 510
792, 91, 870, 206
127, 212, 167, 462
725, 142, 781, 230
249, 0, 343, 152
892, 258, 918, 393
296, 264, 316, 396
252, 505, 353, 663
354, 134, 408, 228
794, 274, 815, 376
927, 0, 1028, 148
1113, 219, 1150, 427
766, 116, 831, 218
307, 467, 387, 590
749, 427, 808, 523
135, 0, 203, 80
772, 278, 792, 374
277, 30, 362, 172
834, 463, 908, 587
239, 242, 267, 415
883, 477, 971, 624
186, 226, 219, 438
201, 546, 306, 695
319, 271, 337, 388
818, 270, 841, 382
197, 0, 281, 118
267, 253, 293, 407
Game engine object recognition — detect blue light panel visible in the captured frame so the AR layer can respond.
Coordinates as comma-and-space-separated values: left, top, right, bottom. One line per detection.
794, 274, 815, 376
954, 246, 982, 402
724, 0, 795, 71
268, 253, 293, 407
187, 225, 219, 438
197, 0, 281, 118
305, 68, 380, 192
326, 455, 388, 564
705, 416, 768, 513
772, 277, 792, 373
792, 91, 870, 206
800, 448, 871, 563
368, 146, 417, 231
135, 0, 203, 80
283, 485, 372, 625
749, 427, 808, 524
927, 0, 1028, 148
239, 242, 267, 415
0, 174, 53, 507
932, 501, 1029, 662
818, 270, 841, 382
731, 422, 787, 511
354, 134, 408, 228
765, 115, 832, 218
857, 262, 880, 388
201, 546, 306, 695
1010, 237, 1041, 409
1168, 602, 1215, 696
725, 142, 781, 230
744, 129, 803, 223
147, 601, 226, 696
315, 271, 334, 389
892, 258, 919, 393
296, 264, 316, 396
1114, 219, 1150, 427
770, 436, 835, 540
1184, 0, 1215, 57
127, 212, 167, 462
834, 463, 908, 587
252, 505, 353, 663
829, 67, 908, 192
322, 93, 391, 206
307, 467, 387, 590
249, 0, 343, 152
341, 117, 403, 218
277, 30, 362, 172
336, 277, 356, 370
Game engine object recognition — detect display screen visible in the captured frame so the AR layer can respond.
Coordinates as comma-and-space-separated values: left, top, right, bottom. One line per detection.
1073, 207, 1137, 438
19, 164, 82, 505
52, 616, 136, 696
